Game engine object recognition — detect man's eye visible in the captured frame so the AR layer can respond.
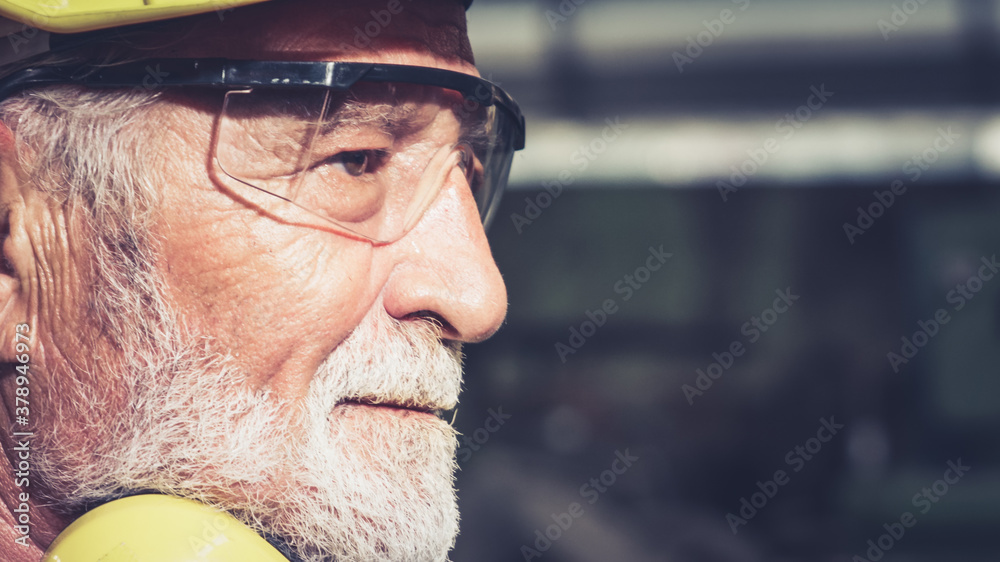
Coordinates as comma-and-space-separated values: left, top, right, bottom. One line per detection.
315, 150, 384, 177
340, 151, 369, 176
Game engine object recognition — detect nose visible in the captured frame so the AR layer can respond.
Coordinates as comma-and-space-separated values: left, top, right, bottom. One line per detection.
380, 175, 508, 343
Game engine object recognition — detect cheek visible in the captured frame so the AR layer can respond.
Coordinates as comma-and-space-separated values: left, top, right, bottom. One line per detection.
230, 236, 378, 393
160, 212, 383, 393
149, 102, 382, 394
159, 222, 385, 399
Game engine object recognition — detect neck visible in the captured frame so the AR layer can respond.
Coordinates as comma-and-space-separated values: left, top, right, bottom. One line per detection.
0, 381, 69, 561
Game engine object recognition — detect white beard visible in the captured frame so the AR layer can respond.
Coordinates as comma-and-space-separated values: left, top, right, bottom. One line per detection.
35, 300, 464, 562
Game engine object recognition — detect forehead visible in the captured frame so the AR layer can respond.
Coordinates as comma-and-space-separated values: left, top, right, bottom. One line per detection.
148, 0, 475, 72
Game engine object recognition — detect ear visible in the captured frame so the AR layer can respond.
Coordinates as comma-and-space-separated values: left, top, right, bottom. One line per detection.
0, 119, 29, 363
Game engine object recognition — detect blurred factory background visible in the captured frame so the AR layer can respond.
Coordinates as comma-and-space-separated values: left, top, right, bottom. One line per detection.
451, 1, 1000, 561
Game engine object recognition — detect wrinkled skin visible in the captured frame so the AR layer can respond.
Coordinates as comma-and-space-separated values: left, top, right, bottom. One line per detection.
0, 0, 507, 559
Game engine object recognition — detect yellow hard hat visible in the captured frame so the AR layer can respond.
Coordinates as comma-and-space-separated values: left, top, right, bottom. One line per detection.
0, 0, 474, 66
0, 0, 268, 34
0, 0, 474, 34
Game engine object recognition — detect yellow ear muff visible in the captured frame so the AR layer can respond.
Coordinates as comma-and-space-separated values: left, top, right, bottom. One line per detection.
43, 494, 288, 562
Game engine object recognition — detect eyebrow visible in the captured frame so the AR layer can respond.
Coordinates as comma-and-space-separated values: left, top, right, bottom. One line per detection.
319, 98, 445, 139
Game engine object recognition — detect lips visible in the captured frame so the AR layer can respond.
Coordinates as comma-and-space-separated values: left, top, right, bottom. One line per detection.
339, 399, 454, 422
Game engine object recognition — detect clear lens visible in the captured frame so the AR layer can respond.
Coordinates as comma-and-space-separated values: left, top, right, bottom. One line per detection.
213, 82, 516, 244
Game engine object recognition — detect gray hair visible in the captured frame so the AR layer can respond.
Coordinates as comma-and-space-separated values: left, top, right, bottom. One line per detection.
0, 73, 173, 349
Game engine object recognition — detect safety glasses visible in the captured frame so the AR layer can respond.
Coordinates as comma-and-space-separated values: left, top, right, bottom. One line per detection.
0, 58, 525, 244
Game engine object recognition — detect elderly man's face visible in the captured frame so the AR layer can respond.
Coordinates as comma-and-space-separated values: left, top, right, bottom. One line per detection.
0, 0, 506, 560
